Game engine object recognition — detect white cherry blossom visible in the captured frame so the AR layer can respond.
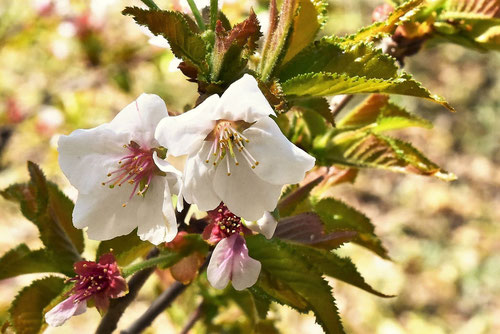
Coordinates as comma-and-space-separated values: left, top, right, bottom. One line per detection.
155, 74, 315, 221
58, 94, 182, 245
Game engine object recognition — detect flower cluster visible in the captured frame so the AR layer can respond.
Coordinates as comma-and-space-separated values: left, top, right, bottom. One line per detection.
57, 74, 314, 302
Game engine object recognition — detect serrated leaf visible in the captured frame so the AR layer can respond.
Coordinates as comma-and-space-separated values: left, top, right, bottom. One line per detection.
96, 229, 153, 266
312, 197, 389, 259
282, 72, 455, 112
1, 162, 83, 264
337, 94, 432, 131
443, 0, 500, 19
9, 277, 65, 334
314, 131, 456, 181
289, 243, 392, 297
122, 7, 208, 72
280, 40, 400, 82
341, 0, 424, 44
278, 175, 324, 217
282, 0, 329, 64
0, 244, 75, 279
247, 235, 345, 334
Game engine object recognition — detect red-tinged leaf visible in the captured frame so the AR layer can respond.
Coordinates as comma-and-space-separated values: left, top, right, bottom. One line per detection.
274, 213, 357, 249
278, 175, 324, 217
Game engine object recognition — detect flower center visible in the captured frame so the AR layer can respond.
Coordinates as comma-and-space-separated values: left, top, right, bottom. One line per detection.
69, 265, 111, 302
102, 141, 158, 207
209, 203, 245, 238
205, 120, 259, 176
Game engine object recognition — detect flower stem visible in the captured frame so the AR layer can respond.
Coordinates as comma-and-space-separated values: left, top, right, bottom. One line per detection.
140, 0, 159, 10
186, 0, 206, 31
210, 0, 218, 31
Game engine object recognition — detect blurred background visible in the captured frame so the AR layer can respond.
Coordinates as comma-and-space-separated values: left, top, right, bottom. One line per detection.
0, 0, 499, 333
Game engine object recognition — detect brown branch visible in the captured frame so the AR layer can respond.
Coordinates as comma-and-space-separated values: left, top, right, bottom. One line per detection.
330, 94, 353, 119
180, 301, 204, 334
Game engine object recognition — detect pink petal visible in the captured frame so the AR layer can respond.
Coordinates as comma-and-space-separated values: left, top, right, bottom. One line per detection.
45, 296, 87, 327
207, 234, 261, 291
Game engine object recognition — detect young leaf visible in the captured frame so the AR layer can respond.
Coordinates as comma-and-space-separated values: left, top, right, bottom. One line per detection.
314, 130, 456, 181
122, 7, 208, 73
259, 0, 299, 81
337, 94, 432, 131
341, 0, 424, 44
281, 72, 455, 112
291, 97, 334, 126
282, 0, 329, 64
96, 229, 153, 266
247, 235, 345, 334
211, 10, 262, 82
0, 244, 75, 279
442, 0, 500, 20
289, 243, 392, 297
312, 197, 390, 259
9, 277, 66, 334
277, 174, 324, 217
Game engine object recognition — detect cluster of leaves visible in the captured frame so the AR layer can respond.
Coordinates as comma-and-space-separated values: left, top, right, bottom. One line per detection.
389, 0, 500, 52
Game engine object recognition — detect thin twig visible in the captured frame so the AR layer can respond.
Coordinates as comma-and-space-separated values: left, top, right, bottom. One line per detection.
330, 94, 353, 119
95, 248, 160, 334
120, 254, 211, 334
180, 301, 204, 334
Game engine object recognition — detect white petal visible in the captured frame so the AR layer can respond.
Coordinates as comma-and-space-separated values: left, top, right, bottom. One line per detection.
73, 176, 169, 244
231, 236, 261, 291
110, 93, 168, 147
243, 117, 315, 185
207, 236, 234, 290
58, 126, 129, 194
245, 212, 278, 239
214, 74, 275, 123
213, 152, 283, 221
182, 142, 221, 211
153, 151, 182, 177
45, 297, 87, 327
155, 95, 219, 157
137, 178, 178, 244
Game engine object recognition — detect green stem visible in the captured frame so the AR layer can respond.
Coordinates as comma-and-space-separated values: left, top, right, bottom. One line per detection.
210, 0, 219, 31
140, 0, 160, 10
186, 0, 206, 31
122, 252, 182, 277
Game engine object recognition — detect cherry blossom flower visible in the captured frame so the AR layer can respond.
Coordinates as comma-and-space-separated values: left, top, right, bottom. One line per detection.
155, 74, 315, 221
204, 204, 261, 290
58, 94, 182, 244
45, 254, 127, 327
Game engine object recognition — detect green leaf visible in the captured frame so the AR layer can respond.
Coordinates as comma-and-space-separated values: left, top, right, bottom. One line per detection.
122, 7, 208, 73
312, 197, 389, 259
282, 0, 329, 64
0, 244, 75, 279
9, 277, 66, 334
278, 175, 324, 217
337, 94, 432, 131
96, 230, 153, 266
341, 0, 425, 44
247, 235, 345, 334
289, 244, 392, 297
314, 131, 456, 181
282, 72, 455, 112
280, 40, 400, 82
442, 0, 500, 20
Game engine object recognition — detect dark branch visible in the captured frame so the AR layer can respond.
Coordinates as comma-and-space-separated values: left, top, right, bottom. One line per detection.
180, 301, 204, 334
330, 94, 353, 119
